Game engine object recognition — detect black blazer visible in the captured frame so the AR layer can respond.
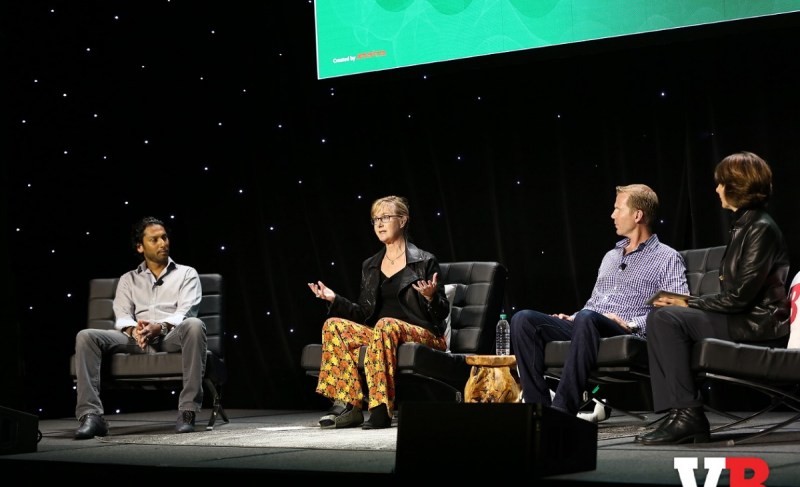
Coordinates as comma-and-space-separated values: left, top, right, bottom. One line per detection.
327, 241, 450, 336
688, 208, 791, 341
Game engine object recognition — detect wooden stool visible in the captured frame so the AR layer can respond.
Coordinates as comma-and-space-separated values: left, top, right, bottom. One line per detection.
464, 355, 522, 403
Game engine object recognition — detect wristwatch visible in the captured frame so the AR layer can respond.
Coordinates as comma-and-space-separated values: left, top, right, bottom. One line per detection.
159, 322, 169, 336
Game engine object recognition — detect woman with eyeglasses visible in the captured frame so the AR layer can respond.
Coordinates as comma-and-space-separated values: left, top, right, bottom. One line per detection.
307, 195, 449, 429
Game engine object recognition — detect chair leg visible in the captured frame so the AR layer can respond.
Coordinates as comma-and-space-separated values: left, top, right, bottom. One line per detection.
646, 412, 669, 428
700, 372, 800, 444
704, 403, 745, 423
204, 378, 229, 430
217, 403, 229, 423
730, 410, 800, 445
709, 394, 784, 434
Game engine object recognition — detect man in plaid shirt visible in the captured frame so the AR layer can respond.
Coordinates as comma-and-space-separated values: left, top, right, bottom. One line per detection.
510, 184, 688, 421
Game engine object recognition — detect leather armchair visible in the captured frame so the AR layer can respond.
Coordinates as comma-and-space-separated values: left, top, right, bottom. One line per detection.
69, 273, 229, 430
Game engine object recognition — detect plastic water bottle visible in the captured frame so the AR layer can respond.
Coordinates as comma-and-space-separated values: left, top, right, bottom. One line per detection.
496, 313, 510, 356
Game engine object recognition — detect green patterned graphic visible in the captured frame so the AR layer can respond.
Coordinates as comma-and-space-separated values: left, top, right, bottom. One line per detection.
315, 0, 800, 79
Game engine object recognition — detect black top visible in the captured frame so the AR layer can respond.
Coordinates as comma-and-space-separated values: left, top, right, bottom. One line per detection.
376, 272, 411, 323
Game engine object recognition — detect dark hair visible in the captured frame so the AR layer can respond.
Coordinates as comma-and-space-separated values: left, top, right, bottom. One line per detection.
131, 216, 166, 250
714, 151, 772, 209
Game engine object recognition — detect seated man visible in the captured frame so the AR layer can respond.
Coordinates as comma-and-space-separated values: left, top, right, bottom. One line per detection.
510, 184, 688, 420
72, 216, 207, 438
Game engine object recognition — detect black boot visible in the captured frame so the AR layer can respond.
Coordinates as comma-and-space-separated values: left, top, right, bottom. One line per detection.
638, 407, 710, 445
362, 404, 391, 430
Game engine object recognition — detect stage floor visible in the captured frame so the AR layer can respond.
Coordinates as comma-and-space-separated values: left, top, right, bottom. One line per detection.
2, 407, 800, 484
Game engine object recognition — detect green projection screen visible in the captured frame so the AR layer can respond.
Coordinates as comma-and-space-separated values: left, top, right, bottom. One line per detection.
314, 0, 800, 79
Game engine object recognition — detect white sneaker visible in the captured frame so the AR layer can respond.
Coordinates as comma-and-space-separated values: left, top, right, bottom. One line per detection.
577, 400, 612, 423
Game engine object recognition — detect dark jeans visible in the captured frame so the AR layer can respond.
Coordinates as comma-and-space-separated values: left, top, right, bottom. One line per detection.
510, 309, 627, 414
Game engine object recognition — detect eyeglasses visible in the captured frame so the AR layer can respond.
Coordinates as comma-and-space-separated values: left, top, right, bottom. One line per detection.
370, 215, 400, 226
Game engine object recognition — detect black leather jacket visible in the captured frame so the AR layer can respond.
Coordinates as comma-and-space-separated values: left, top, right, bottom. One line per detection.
688, 208, 790, 341
327, 241, 450, 336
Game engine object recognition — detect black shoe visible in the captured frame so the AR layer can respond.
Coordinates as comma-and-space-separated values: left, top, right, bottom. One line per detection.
635, 410, 675, 443
638, 407, 709, 445
319, 400, 348, 427
75, 413, 108, 439
327, 400, 347, 416
362, 404, 391, 430
176, 410, 196, 433
318, 413, 336, 428
332, 405, 363, 428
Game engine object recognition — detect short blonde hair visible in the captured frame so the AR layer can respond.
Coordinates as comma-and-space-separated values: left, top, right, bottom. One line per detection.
371, 195, 410, 221
616, 184, 659, 227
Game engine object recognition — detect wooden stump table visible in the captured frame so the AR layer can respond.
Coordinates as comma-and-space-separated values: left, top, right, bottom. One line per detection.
463, 355, 522, 403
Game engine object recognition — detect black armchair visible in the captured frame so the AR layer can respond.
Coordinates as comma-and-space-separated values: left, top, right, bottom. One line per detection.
69, 273, 229, 430
691, 264, 798, 445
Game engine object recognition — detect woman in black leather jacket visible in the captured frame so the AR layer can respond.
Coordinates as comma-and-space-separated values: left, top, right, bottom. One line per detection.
307, 195, 449, 429
638, 151, 791, 445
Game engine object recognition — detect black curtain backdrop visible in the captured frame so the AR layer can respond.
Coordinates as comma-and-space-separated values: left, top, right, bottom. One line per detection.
5, 2, 800, 417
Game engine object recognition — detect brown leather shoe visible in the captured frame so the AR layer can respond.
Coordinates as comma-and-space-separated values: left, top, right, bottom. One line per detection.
639, 407, 710, 445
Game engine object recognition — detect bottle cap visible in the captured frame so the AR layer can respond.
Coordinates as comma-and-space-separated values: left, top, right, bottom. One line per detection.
500, 313, 507, 320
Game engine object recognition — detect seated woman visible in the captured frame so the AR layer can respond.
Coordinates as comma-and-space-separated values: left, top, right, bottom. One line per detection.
307, 195, 449, 429
638, 151, 791, 445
